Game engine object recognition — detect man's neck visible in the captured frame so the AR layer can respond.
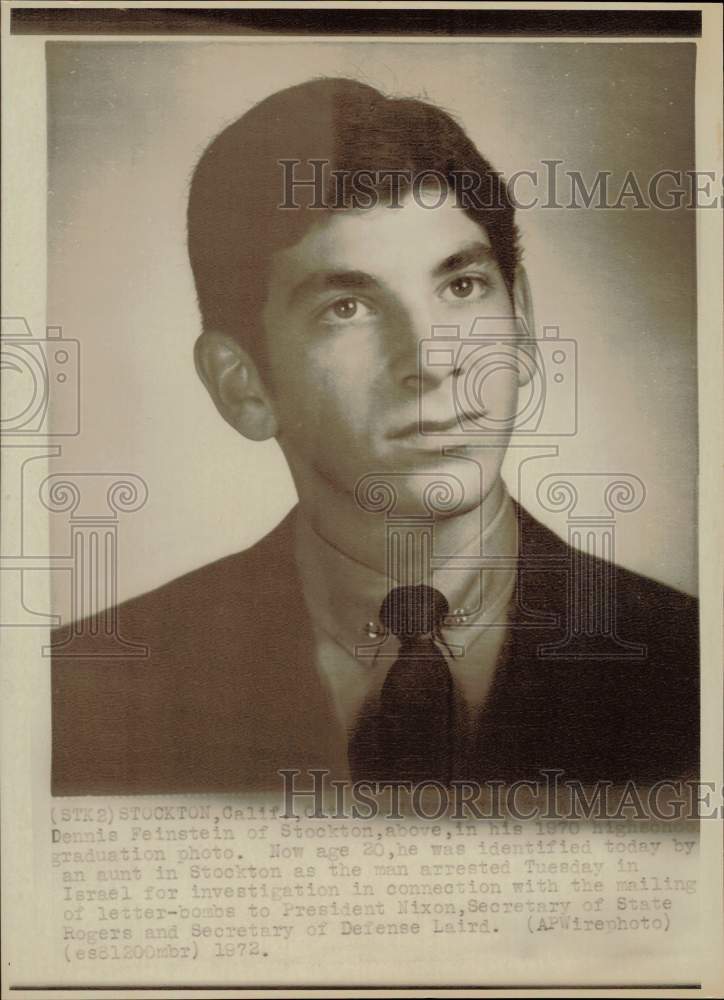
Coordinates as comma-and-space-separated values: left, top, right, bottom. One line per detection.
294, 473, 508, 576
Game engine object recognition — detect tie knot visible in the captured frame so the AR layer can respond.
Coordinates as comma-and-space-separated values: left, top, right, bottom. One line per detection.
379, 584, 449, 639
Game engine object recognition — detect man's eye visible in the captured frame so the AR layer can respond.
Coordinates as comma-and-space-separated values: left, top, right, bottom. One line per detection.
320, 297, 375, 323
443, 275, 490, 301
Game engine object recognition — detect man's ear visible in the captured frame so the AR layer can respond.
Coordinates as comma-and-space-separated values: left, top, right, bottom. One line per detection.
511, 265, 540, 388
194, 331, 278, 442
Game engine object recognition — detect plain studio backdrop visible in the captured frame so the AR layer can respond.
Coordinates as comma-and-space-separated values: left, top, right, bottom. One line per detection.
44, 40, 697, 616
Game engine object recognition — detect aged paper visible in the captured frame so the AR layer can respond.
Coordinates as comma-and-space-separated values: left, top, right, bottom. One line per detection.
2, 2, 722, 997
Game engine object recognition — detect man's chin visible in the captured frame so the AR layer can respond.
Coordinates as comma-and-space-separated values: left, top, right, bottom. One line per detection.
352, 458, 491, 519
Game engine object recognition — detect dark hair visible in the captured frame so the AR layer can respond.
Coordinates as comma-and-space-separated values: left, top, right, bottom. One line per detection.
187, 77, 520, 359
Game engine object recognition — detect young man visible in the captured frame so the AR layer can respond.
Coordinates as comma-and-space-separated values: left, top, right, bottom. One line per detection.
52, 78, 698, 795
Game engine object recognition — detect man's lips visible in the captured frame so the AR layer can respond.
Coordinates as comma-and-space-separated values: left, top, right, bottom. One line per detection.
387, 412, 486, 439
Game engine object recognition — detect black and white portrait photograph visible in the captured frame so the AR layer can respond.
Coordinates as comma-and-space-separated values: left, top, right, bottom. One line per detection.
2, 3, 721, 996
45, 30, 701, 796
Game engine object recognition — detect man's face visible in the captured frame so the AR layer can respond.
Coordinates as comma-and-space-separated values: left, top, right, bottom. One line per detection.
261, 193, 522, 515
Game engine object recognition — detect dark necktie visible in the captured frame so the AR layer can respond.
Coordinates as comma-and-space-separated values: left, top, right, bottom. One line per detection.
348, 584, 454, 785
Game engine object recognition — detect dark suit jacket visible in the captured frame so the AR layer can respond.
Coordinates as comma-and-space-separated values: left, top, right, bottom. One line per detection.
51, 503, 699, 795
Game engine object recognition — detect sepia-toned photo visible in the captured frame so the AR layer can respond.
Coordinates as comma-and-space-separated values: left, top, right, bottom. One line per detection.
2, 3, 722, 996
47, 42, 700, 796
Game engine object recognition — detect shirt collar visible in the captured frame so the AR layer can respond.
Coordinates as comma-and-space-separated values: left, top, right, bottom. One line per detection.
294, 482, 517, 655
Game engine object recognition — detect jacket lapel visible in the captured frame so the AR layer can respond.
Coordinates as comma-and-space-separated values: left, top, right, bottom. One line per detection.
239, 511, 349, 784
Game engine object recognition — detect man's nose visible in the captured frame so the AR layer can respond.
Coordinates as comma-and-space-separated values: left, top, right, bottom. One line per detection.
390, 307, 463, 393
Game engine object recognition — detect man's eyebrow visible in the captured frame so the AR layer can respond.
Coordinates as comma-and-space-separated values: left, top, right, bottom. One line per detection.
286, 243, 495, 306
432, 241, 495, 278
288, 270, 379, 306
